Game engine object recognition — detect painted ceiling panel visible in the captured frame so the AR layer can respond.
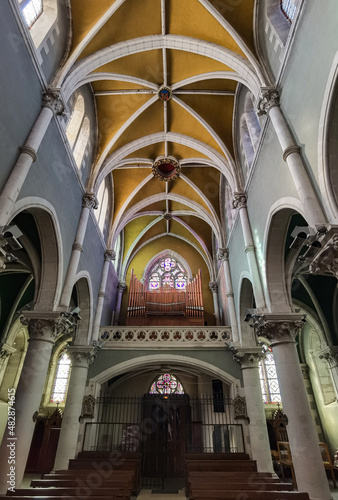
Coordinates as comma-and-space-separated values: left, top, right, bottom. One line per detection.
180, 79, 238, 91
167, 0, 246, 57
178, 215, 213, 254
133, 219, 168, 251
79, 0, 162, 61
124, 176, 167, 212
93, 50, 164, 85
168, 144, 209, 161
168, 178, 212, 215
96, 94, 153, 156
177, 94, 235, 155
212, 0, 255, 52
122, 215, 160, 261
108, 99, 164, 156
112, 168, 152, 218
169, 100, 224, 156
92, 81, 151, 91
125, 144, 166, 160
181, 167, 221, 218
170, 219, 205, 253
167, 50, 234, 86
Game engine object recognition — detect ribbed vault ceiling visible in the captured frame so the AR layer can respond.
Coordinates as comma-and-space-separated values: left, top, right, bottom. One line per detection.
58, 0, 268, 283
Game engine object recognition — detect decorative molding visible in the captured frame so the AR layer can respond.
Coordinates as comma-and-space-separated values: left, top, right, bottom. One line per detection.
99, 326, 231, 349
209, 281, 218, 293
283, 145, 301, 162
231, 348, 265, 369
217, 248, 229, 261
117, 281, 127, 292
232, 192, 247, 210
309, 232, 338, 279
104, 249, 116, 261
152, 156, 181, 181
252, 313, 305, 346
19, 145, 37, 162
72, 243, 83, 252
158, 85, 172, 101
257, 87, 280, 116
82, 193, 99, 210
67, 346, 98, 367
20, 313, 71, 342
42, 88, 65, 116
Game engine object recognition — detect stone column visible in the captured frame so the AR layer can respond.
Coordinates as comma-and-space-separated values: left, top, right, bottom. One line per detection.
255, 314, 332, 500
232, 193, 265, 308
0, 312, 67, 493
53, 345, 97, 470
232, 347, 274, 474
0, 90, 64, 230
92, 250, 115, 342
218, 248, 239, 342
257, 88, 325, 227
60, 193, 98, 307
113, 281, 127, 325
319, 347, 338, 401
209, 281, 221, 326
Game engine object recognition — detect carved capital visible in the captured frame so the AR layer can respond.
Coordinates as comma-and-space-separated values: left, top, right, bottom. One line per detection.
217, 248, 229, 261
82, 193, 98, 210
117, 281, 127, 292
309, 232, 338, 279
20, 313, 70, 342
20, 145, 37, 162
104, 249, 116, 261
232, 192, 247, 210
67, 346, 97, 367
254, 314, 305, 346
209, 281, 218, 293
319, 347, 338, 368
282, 145, 301, 162
42, 88, 65, 116
257, 87, 280, 116
232, 348, 265, 369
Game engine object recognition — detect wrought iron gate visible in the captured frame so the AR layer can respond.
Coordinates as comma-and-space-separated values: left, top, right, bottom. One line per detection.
82, 393, 244, 490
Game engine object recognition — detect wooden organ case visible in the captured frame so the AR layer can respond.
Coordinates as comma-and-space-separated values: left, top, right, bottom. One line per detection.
127, 269, 204, 326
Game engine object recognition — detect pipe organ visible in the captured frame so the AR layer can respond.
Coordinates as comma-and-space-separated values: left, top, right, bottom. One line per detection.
127, 269, 204, 326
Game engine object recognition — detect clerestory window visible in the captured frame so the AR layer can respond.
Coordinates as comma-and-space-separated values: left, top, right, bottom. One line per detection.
259, 347, 282, 404
148, 257, 187, 291
66, 95, 90, 169
21, 0, 43, 28
280, 0, 297, 23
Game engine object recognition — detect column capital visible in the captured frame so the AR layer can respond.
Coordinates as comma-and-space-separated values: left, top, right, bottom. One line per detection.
209, 281, 218, 293
217, 247, 229, 261
104, 249, 116, 261
20, 311, 73, 342
309, 231, 338, 279
252, 313, 305, 346
42, 88, 65, 116
257, 87, 280, 116
66, 345, 98, 367
82, 193, 98, 210
232, 192, 247, 210
231, 347, 265, 369
117, 281, 127, 292
318, 346, 338, 367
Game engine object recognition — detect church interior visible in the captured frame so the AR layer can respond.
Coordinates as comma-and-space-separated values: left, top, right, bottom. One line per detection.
0, 1, 338, 499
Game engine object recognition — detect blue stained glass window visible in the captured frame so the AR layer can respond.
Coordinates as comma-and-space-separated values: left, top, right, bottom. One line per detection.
149, 373, 184, 394
22, 0, 43, 28
148, 257, 187, 290
51, 352, 71, 404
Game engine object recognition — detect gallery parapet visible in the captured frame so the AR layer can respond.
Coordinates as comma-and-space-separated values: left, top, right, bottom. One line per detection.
98, 326, 232, 349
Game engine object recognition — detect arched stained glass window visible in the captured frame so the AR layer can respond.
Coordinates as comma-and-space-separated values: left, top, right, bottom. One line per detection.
21, 0, 43, 28
281, 0, 297, 22
149, 373, 184, 395
259, 347, 282, 404
51, 352, 71, 404
148, 257, 187, 290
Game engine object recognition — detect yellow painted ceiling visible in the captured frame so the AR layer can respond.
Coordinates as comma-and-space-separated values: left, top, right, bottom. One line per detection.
66, 0, 258, 310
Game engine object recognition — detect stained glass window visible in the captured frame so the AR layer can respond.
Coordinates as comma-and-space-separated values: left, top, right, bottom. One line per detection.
51, 352, 71, 404
148, 257, 187, 290
281, 0, 297, 22
22, 0, 43, 28
149, 373, 184, 394
259, 347, 282, 404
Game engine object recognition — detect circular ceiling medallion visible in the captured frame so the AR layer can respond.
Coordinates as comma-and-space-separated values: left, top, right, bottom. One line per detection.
158, 86, 172, 101
152, 156, 181, 181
